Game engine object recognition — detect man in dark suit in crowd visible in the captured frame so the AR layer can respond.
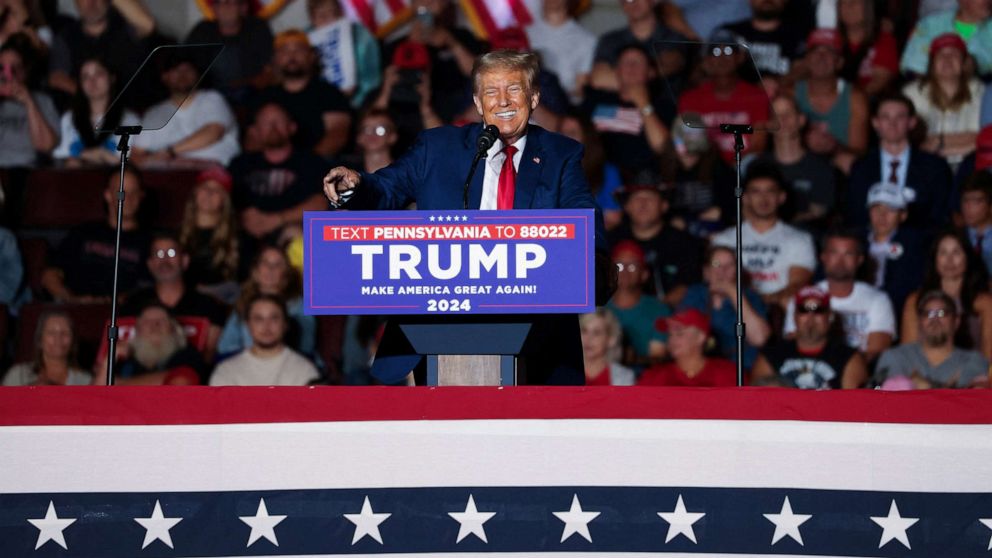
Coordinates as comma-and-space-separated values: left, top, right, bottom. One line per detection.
323, 49, 609, 385
844, 91, 953, 231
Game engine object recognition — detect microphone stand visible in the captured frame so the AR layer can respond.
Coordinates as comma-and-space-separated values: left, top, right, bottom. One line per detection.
719, 123, 753, 388
105, 124, 143, 386
462, 150, 487, 210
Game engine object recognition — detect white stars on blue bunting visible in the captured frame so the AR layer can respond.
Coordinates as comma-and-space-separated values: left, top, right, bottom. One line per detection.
27, 501, 76, 550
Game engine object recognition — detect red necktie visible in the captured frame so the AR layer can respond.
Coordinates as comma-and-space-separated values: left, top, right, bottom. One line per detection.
497, 145, 518, 210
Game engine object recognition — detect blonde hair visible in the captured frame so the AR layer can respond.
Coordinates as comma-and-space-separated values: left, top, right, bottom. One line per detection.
579, 308, 624, 362
471, 49, 539, 96
178, 183, 239, 283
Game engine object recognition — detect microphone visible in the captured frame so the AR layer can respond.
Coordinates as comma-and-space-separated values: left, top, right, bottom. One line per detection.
463, 124, 501, 209
476, 124, 500, 154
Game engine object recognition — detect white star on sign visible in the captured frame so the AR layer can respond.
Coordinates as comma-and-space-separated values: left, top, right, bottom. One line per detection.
134, 500, 183, 549
657, 495, 706, 544
446, 215, 453, 222
27, 501, 76, 550
344, 496, 391, 545
763, 496, 812, 546
448, 495, 496, 543
553, 494, 600, 543
979, 518, 992, 550
239, 498, 287, 547
429, 215, 436, 222
870, 500, 918, 549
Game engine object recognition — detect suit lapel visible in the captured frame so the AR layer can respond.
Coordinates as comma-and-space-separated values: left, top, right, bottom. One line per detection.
515, 126, 543, 209
463, 124, 486, 209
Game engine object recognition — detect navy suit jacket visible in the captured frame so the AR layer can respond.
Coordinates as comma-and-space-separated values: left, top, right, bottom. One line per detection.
858, 225, 927, 320
845, 147, 953, 230
347, 123, 605, 385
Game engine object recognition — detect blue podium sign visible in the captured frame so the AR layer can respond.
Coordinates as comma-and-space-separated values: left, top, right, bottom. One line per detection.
304, 209, 595, 315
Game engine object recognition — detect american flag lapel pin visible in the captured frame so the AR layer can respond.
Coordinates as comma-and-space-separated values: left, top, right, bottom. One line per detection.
533, 157, 541, 164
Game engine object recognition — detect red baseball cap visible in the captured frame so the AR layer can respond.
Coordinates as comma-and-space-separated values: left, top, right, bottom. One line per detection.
196, 166, 233, 193
977, 125, 992, 171
655, 308, 711, 336
794, 286, 831, 310
806, 28, 842, 52
929, 33, 967, 57
611, 240, 646, 265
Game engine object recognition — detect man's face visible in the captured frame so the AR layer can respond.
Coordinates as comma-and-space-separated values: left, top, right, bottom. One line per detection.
666, 322, 704, 360
872, 101, 915, 145
868, 204, 904, 238
623, 189, 665, 228
619, 0, 655, 22
794, 298, 831, 344
274, 40, 314, 79
613, 248, 648, 290
162, 62, 199, 97
247, 300, 287, 349
821, 237, 863, 282
147, 240, 187, 284
805, 45, 840, 79
0, 50, 26, 87
104, 172, 143, 218
75, 0, 110, 26
958, 0, 992, 20
616, 48, 653, 87
213, 0, 246, 26
751, 0, 786, 19
919, 299, 957, 347
702, 47, 741, 79
254, 105, 296, 149
742, 177, 784, 220
961, 191, 992, 228
135, 307, 172, 346
473, 68, 538, 145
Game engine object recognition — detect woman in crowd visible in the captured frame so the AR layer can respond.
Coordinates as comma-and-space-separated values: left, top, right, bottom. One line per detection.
902, 33, 985, 167
637, 308, 736, 387
218, 245, 316, 360
836, 0, 898, 97
581, 44, 671, 179
658, 118, 734, 238
179, 166, 241, 304
900, 229, 992, 359
580, 308, 635, 386
52, 57, 140, 166
3, 310, 92, 385
679, 245, 770, 370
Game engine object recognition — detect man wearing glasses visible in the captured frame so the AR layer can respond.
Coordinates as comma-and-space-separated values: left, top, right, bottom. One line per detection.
874, 290, 990, 389
782, 228, 895, 363
752, 286, 867, 389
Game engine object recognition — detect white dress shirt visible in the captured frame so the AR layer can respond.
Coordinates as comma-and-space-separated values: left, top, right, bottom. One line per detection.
479, 135, 527, 210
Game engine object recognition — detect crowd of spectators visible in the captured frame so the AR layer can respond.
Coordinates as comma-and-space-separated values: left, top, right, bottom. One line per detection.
2, 0, 992, 390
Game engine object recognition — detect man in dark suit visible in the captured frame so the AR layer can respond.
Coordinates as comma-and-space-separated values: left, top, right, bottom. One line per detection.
323, 49, 608, 385
844, 92, 953, 230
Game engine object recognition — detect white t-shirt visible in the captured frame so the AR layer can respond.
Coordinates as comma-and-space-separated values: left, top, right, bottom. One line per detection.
133, 89, 240, 165
783, 280, 896, 351
526, 18, 596, 101
53, 109, 140, 159
209, 347, 320, 386
711, 221, 816, 295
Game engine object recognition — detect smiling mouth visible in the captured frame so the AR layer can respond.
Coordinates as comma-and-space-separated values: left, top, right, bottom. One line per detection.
494, 110, 517, 120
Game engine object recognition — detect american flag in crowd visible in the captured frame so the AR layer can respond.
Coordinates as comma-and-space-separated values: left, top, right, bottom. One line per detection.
592, 105, 645, 135
2, 386, 992, 557
339, 0, 541, 38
